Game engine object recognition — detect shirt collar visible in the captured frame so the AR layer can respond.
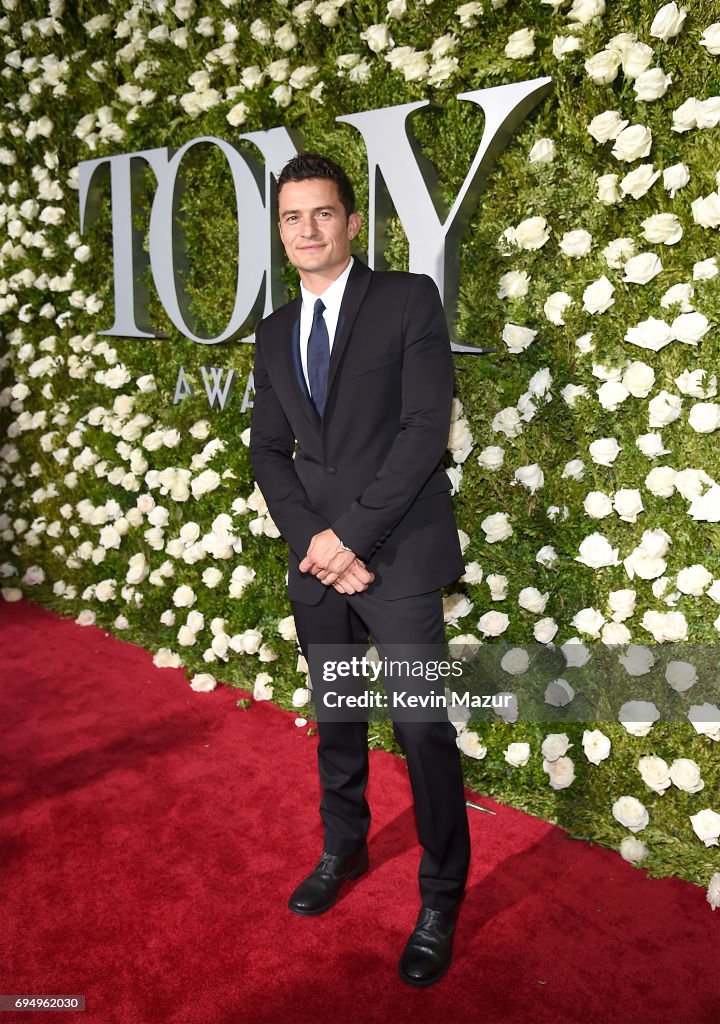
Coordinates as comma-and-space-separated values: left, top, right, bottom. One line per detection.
300, 256, 354, 311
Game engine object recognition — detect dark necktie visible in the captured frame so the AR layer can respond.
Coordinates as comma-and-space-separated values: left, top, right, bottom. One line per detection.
307, 297, 330, 416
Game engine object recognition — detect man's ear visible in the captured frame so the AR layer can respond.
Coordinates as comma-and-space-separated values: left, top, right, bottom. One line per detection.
348, 211, 362, 240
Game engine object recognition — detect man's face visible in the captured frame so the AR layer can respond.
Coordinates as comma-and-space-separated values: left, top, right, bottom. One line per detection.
277, 177, 361, 282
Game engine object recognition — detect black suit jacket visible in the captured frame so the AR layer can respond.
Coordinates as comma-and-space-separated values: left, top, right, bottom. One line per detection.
249, 257, 465, 605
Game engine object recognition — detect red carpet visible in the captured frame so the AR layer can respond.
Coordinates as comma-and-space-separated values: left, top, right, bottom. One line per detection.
1, 597, 717, 1024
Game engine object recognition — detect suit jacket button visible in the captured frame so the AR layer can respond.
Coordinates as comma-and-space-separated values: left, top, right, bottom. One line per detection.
326, 465, 337, 474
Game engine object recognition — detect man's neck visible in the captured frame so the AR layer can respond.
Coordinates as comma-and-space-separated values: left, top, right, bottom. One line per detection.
299, 257, 352, 297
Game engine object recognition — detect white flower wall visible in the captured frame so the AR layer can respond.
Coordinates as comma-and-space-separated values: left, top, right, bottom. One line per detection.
0, 0, 718, 903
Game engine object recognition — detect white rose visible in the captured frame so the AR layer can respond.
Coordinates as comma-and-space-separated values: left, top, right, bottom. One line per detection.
493, 405, 520, 438
588, 110, 628, 143
553, 34, 582, 60
708, 872, 720, 913
562, 383, 590, 406
543, 755, 575, 790
528, 138, 555, 163
544, 292, 573, 325
619, 699, 660, 736
518, 587, 548, 613
598, 380, 629, 411
505, 27, 535, 59
568, 0, 605, 24
635, 433, 669, 458
634, 68, 672, 101
501, 648, 530, 675
360, 23, 393, 52
576, 533, 620, 568
620, 836, 648, 863
666, 660, 697, 692
688, 703, 720, 740
638, 755, 671, 794
559, 229, 592, 257
621, 165, 660, 200
534, 618, 558, 643
478, 445, 505, 470
623, 252, 662, 283
545, 678, 574, 707
621, 42, 654, 78
513, 216, 550, 250
663, 162, 690, 197
443, 592, 474, 625
669, 758, 704, 793
536, 545, 558, 568
497, 270, 530, 299
604, 237, 635, 268
676, 564, 712, 595
541, 732, 572, 761
504, 742, 530, 767
689, 403, 720, 433
623, 361, 655, 397
582, 729, 611, 765
173, 584, 196, 607
689, 484, 720, 521
250, 672, 273, 701
460, 562, 483, 584
693, 191, 720, 230
619, 645, 655, 676
487, 574, 508, 600
585, 50, 620, 85
624, 316, 673, 351
612, 796, 650, 832
190, 672, 217, 692
602, 621, 631, 644
481, 512, 513, 543
613, 488, 643, 523
562, 459, 585, 481
457, 730, 488, 759
693, 258, 718, 280
690, 809, 720, 847
642, 212, 683, 244
589, 437, 621, 466
477, 610, 509, 636
663, 284, 696, 311
700, 23, 720, 56
672, 312, 710, 345
644, 466, 675, 499
582, 275, 615, 313
648, 390, 682, 428
502, 322, 537, 353
650, 2, 687, 40
611, 124, 652, 162
514, 464, 544, 493
597, 173, 621, 204
608, 588, 636, 621
675, 369, 710, 397
571, 607, 606, 636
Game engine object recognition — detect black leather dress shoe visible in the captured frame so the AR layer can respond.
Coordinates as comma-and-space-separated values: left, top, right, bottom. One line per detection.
398, 906, 459, 987
288, 845, 369, 916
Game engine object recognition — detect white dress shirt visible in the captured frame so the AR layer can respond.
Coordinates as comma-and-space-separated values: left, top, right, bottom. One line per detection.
298, 256, 354, 393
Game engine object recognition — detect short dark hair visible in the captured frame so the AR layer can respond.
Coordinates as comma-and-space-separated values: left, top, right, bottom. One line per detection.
277, 152, 356, 219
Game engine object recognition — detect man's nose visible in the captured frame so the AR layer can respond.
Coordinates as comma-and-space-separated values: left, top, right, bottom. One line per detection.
299, 216, 319, 236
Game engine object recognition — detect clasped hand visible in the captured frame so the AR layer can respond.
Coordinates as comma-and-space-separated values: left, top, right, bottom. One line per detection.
298, 528, 374, 594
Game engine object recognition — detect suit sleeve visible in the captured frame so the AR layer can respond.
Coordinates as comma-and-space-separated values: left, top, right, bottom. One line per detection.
249, 321, 330, 560
331, 274, 454, 561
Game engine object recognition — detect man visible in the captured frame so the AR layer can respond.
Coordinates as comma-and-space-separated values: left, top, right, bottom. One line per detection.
249, 152, 471, 988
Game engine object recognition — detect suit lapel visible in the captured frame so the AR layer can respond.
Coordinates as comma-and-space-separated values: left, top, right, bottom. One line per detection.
325, 258, 372, 400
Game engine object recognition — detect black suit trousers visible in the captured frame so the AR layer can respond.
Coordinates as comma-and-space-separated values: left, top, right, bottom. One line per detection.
291, 586, 471, 912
